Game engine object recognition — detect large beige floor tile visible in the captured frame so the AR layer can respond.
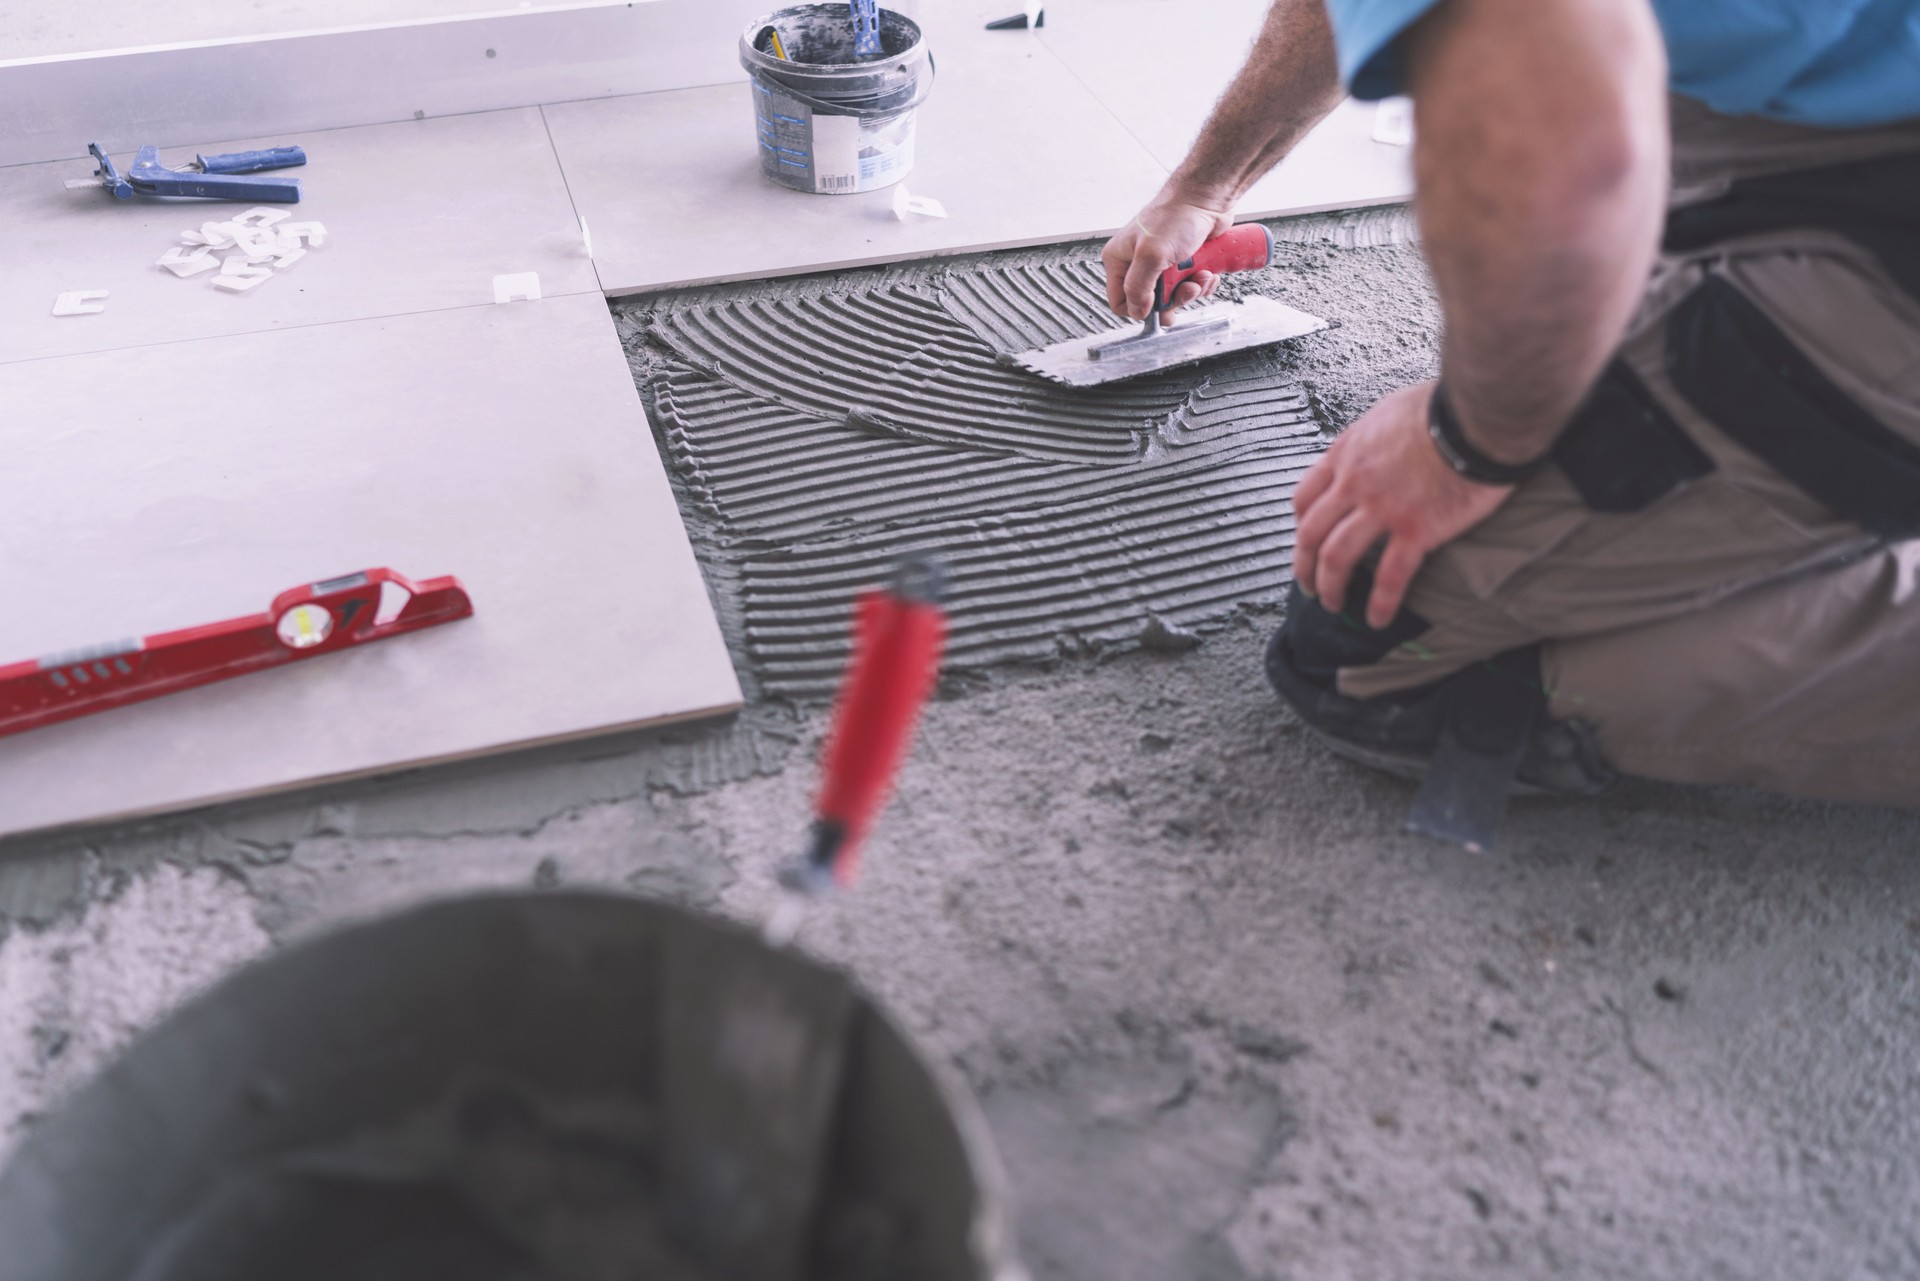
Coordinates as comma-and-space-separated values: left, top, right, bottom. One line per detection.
1036, 0, 1414, 218
0, 1, 767, 169
1, 107, 597, 364
0, 293, 740, 838
5, 0, 624, 60
544, 0, 1169, 295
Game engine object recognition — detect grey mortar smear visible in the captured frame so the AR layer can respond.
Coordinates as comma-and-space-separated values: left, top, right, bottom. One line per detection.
615, 206, 1435, 703
649, 270, 1174, 466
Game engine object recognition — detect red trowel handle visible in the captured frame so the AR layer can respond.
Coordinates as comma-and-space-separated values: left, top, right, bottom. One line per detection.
1155, 222, 1275, 309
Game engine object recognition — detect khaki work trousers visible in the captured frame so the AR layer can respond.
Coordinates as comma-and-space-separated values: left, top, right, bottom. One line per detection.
1337, 99, 1920, 808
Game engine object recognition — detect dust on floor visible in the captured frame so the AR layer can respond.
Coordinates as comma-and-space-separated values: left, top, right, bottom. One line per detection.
3, 212, 1919, 1279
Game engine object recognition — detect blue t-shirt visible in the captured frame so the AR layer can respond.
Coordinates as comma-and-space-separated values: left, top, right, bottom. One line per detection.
1332, 0, 1920, 128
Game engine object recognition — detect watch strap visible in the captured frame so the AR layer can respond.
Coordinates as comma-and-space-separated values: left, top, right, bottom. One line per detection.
1427, 383, 1548, 486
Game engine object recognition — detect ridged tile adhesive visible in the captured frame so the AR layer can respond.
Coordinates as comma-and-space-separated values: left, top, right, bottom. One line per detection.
619, 249, 1341, 703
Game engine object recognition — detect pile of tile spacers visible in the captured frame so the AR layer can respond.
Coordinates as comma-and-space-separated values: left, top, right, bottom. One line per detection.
154, 206, 328, 293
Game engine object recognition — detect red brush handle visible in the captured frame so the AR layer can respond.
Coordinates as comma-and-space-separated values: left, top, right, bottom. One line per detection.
811, 571, 947, 888
1155, 222, 1275, 309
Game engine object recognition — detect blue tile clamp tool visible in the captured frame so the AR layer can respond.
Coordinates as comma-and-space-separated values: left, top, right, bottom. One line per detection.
851, 0, 881, 55
67, 142, 305, 203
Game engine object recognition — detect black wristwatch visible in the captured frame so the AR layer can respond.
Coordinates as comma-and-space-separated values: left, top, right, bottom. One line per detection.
1427, 383, 1549, 486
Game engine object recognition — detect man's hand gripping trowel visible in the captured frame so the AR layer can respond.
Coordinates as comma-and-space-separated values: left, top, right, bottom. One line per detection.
1010, 223, 1328, 387
765, 554, 947, 947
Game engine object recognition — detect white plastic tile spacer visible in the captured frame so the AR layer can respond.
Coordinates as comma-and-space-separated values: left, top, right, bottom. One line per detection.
180, 229, 213, 246
157, 246, 220, 278
892, 185, 949, 221
493, 272, 542, 304
199, 221, 240, 248
213, 260, 273, 292
580, 216, 593, 259
232, 226, 280, 262
273, 245, 308, 270
232, 206, 290, 228
1372, 97, 1414, 147
276, 221, 327, 248
52, 290, 108, 316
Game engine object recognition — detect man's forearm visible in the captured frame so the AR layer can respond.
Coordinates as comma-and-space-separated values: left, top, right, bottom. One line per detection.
1163, 0, 1345, 208
1406, 0, 1669, 463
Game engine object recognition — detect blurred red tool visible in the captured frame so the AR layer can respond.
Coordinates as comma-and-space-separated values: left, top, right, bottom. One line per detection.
767, 553, 947, 941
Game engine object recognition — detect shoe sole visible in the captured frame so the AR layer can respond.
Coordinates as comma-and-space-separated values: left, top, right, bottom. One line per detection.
1300, 722, 1550, 799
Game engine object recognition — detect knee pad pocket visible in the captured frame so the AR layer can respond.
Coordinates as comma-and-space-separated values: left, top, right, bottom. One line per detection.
1282, 568, 1430, 684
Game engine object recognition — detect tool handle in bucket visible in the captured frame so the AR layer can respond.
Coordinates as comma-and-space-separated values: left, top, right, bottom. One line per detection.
760, 49, 937, 117
1155, 223, 1275, 308
851, 0, 882, 54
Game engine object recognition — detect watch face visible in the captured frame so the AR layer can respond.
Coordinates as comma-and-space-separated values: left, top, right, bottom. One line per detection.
1427, 387, 1473, 473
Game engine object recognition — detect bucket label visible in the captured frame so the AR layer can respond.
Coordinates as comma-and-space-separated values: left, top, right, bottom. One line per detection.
812, 111, 916, 194
812, 114, 863, 194
752, 79, 917, 196
753, 81, 818, 184
859, 112, 916, 189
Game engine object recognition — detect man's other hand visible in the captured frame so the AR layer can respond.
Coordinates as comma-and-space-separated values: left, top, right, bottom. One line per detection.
1292, 381, 1515, 629
1100, 197, 1233, 321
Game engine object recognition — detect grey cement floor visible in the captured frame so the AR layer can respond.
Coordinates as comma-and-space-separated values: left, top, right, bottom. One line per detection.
3, 623, 1919, 1278
3, 212, 1919, 1278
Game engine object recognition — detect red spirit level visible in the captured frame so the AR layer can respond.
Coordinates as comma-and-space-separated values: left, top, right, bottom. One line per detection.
0, 568, 472, 739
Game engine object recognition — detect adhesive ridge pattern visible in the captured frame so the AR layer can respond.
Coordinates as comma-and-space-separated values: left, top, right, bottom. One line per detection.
648, 283, 1192, 466
624, 252, 1335, 701
937, 260, 1120, 355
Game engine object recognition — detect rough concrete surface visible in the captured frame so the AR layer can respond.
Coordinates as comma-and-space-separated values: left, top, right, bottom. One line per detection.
4, 215, 1920, 1279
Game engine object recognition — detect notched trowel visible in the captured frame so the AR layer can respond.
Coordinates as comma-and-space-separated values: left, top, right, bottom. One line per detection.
1011, 223, 1328, 388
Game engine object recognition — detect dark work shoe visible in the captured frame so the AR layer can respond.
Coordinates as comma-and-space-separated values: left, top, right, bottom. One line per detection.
1264, 588, 1615, 800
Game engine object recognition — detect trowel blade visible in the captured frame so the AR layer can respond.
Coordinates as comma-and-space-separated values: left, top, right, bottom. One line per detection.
1009, 295, 1329, 388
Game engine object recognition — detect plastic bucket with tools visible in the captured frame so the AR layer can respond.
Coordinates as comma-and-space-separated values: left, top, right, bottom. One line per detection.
0, 891, 1021, 1281
740, 5, 934, 195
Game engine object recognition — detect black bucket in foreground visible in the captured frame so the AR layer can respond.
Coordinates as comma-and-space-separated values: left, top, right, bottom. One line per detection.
0, 891, 1021, 1281
741, 5, 933, 194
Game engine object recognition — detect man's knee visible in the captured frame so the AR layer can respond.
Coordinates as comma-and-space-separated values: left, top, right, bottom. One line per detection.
1265, 568, 1453, 757
1276, 565, 1432, 685
1266, 568, 1614, 799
